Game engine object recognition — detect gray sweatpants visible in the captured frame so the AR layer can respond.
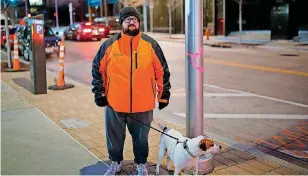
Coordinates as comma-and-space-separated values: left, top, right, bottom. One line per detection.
104, 106, 153, 164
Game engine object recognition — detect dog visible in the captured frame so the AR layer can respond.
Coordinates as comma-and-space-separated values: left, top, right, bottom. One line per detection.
155, 124, 221, 175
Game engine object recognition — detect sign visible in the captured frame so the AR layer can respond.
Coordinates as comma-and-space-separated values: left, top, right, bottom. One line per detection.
28, 19, 44, 25
36, 25, 43, 34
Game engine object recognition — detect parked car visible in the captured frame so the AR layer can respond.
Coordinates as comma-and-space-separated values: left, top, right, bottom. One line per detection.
18, 25, 61, 60
0, 27, 16, 49
44, 26, 61, 56
64, 22, 106, 41
94, 16, 121, 36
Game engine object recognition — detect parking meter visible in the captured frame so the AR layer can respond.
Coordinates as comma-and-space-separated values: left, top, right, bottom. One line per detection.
28, 15, 47, 94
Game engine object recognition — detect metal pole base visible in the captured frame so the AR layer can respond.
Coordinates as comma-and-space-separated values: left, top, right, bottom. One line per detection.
48, 84, 74, 90
198, 154, 214, 174
4, 68, 29, 72
183, 154, 214, 175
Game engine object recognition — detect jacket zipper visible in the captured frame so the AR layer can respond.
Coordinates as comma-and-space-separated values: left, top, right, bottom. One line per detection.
130, 37, 133, 113
135, 52, 138, 69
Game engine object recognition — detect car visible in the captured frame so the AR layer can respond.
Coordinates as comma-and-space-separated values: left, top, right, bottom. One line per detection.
94, 16, 121, 36
64, 22, 106, 41
18, 25, 61, 60
0, 27, 16, 49
44, 26, 61, 56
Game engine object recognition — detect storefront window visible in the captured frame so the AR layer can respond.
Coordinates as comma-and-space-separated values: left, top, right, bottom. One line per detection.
204, 0, 214, 31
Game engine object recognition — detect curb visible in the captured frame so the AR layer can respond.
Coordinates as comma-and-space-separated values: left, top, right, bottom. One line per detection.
154, 37, 266, 49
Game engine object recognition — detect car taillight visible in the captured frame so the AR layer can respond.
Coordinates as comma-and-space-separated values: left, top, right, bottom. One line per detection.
83, 29, 92, 33
98, 28, 105, 32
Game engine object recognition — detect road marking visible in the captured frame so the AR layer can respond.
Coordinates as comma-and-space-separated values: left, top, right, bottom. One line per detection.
204, 59, 308, 77
174, 113, 308, 119
172, 93, 252, 97
172, 88, 185, 92
204, 83, 308, 108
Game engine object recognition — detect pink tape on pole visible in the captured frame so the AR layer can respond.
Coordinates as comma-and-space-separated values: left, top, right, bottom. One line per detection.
185, 48, 204, 72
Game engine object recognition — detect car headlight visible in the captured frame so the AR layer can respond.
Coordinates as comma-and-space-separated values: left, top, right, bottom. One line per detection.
83, 29, 92, 33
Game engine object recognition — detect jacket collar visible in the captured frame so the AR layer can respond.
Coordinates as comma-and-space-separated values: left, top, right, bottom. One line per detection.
120, 31, 142, 41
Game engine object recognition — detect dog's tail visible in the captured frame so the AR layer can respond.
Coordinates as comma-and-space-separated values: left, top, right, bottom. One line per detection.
159, 123, 168, 132
153, 120, 168, 132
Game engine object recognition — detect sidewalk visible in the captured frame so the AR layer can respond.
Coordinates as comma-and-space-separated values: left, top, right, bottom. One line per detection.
1, 61, 304, 175
1, 80, 107, 175
144, 32, 308, 51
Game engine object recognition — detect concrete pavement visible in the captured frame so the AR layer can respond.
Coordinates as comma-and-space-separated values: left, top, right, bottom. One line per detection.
1, 56, 306, 175
1, 80, 107, 175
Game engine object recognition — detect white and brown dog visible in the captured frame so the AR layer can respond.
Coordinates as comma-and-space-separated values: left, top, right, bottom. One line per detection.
155, 124, 221, 175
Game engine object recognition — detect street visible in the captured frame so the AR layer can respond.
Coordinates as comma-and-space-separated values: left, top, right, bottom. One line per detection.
2, 36, 308, 169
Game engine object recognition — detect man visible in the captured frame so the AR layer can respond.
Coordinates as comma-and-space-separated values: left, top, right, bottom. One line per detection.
91, 6, 171, 176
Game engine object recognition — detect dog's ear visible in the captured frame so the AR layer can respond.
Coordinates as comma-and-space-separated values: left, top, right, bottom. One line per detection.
199, 138, 214, 151
199, 139, 207, 151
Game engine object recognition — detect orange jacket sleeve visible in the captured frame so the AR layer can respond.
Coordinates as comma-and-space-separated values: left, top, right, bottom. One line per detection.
152, 42, 171, 102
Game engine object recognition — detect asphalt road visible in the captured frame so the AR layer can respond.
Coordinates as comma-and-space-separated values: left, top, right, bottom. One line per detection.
2, 37, 308, 170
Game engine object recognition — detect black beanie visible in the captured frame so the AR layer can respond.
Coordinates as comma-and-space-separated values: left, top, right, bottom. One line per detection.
119, 6, 140, 24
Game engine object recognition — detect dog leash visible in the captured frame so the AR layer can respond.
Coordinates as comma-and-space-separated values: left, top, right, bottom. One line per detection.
125, 114, 184, 143
125, 114, 198, 158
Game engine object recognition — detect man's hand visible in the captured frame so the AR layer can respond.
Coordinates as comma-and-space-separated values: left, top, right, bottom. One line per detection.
95, 96, 108, 107
158, 101, 169, 110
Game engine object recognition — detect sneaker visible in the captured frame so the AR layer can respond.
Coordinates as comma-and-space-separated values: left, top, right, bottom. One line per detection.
136, 164, 148, 176
104, 161, 122, 176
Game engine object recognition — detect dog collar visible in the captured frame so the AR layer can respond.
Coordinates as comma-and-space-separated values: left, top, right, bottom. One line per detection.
183, 140, 197, 158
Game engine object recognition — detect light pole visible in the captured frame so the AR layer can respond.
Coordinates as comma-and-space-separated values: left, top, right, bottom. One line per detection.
69, 3, 73, 25
3, 1, 12, 68
25, 0, 28, 17
55, 0, 59, 27
185, 0, 203, 138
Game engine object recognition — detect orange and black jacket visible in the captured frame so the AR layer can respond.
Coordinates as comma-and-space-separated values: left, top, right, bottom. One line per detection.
92, 31, 171, 113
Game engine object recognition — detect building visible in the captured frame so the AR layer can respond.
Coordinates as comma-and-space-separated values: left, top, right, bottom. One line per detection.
150, 0, 307, 39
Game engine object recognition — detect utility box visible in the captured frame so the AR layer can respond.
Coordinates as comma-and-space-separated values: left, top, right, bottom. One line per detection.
28, 14, 47, 94
271, 2, 298, 40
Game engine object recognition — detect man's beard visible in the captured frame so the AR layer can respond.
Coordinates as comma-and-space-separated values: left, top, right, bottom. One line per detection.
123, 25, 140, 36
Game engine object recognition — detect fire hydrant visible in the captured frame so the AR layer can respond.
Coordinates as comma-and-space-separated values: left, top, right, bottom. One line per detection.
205, 29, 210, 40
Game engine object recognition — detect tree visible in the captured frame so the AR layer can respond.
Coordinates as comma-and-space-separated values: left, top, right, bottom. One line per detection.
0, 0, 21, 68
167, 0, 181, 38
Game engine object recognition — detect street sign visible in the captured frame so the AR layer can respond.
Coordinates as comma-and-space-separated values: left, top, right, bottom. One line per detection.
149, 0, 154, 9
36, 25, 43, 34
